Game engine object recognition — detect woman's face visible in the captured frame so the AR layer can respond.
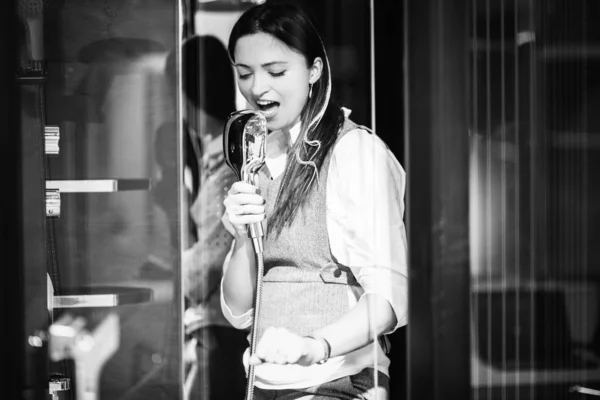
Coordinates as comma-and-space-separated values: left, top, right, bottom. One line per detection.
233, 32, 321, 132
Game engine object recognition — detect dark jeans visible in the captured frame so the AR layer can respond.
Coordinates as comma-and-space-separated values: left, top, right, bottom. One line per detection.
119, 326, 247, 400
189, 326, 248, 400
253, 368, 389, 400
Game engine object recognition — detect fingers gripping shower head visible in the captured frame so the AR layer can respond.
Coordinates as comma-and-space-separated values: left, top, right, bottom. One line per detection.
223, 110, 268, 254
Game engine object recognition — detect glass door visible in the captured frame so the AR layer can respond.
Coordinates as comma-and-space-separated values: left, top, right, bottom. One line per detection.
5, 0, 185, 398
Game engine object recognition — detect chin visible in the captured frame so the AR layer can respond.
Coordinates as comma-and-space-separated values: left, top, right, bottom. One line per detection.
265, 111, 298, 132
266, 120, 284, 132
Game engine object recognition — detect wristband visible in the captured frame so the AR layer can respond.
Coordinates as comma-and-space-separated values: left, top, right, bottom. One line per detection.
305, 335, 331, 364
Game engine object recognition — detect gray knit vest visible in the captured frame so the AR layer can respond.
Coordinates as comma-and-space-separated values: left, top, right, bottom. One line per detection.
256, 118, 361, 340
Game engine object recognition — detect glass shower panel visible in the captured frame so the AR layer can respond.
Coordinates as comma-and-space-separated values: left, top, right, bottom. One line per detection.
184, 0, 406, 399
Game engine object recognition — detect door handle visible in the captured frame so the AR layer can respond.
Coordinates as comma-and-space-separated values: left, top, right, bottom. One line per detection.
45, 178, 151, 218
45, 126, 59, 155
46, 178, 151, 193
49, 374, 70, 400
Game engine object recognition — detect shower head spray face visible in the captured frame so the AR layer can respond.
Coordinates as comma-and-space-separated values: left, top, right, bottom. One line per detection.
223, 110, 267, 183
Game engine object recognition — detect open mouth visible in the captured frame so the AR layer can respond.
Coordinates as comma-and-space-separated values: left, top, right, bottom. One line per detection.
256, 100, 279, 117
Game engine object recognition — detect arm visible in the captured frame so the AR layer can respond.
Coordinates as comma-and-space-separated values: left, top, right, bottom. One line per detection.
312, 294, 397, 358
218, 236, 253, 330
220, 181, 266, 317
251, 293, 397, 366
183, 241, 228, 304
221, 234, 257, 315
183, 168, 236, 304
314, 128, 408, 356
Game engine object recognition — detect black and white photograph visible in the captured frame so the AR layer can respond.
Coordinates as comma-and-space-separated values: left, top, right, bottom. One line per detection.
1, 1, 599, 399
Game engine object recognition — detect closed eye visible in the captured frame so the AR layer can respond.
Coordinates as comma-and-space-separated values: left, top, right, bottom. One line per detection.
270, 71, 286, 77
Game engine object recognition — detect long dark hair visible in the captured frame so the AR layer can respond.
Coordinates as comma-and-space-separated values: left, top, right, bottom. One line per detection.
228, 1, 345, 237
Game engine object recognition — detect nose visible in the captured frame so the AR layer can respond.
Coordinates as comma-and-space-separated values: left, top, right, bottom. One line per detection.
250, 74, 269, 98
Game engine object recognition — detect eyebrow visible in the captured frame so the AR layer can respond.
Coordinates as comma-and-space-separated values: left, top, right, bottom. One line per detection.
235, 61, 288, 68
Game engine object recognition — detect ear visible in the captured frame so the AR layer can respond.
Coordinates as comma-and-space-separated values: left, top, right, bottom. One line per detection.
308, 57, 323, 84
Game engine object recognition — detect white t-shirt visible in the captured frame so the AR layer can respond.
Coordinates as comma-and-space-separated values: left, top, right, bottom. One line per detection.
220, 117, 408, 390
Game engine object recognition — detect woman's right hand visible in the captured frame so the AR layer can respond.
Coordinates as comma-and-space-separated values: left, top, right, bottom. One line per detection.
223, 181, 266, 237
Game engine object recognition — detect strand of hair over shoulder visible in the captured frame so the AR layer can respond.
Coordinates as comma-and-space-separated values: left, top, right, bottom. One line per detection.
295, 30, 333, 188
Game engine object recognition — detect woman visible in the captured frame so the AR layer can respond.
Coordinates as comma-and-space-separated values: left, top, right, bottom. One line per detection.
221, 2, 408, 399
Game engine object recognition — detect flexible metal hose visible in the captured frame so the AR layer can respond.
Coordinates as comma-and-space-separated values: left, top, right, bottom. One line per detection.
245, 250, 265, 400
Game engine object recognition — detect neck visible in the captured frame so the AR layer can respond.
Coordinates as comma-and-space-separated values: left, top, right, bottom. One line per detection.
284, 119, 302, 147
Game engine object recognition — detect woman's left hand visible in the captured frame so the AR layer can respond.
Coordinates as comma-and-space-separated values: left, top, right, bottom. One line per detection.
249, 327, 325, 366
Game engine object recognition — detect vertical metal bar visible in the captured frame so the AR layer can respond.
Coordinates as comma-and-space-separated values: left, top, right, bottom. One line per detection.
22, 62, 52, 400
175, 0, 186, 397
367, 0, 380, 395
369, 0, 376, 134
2, 0, 52, 394
0, 2, 27, 399
404, 0, 471, 399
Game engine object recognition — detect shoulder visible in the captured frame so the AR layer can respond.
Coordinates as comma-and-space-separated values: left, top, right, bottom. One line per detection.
333, 118, 391, 159
329, 118, 406, 185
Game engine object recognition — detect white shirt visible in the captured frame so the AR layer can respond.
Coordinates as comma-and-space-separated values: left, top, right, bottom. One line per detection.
220, 115, 408, 390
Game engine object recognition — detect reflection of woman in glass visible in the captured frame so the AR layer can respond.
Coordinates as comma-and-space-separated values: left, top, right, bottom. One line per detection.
122, 35, 247, 400
181, 34, 247, 400
220, 2, 408, 399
